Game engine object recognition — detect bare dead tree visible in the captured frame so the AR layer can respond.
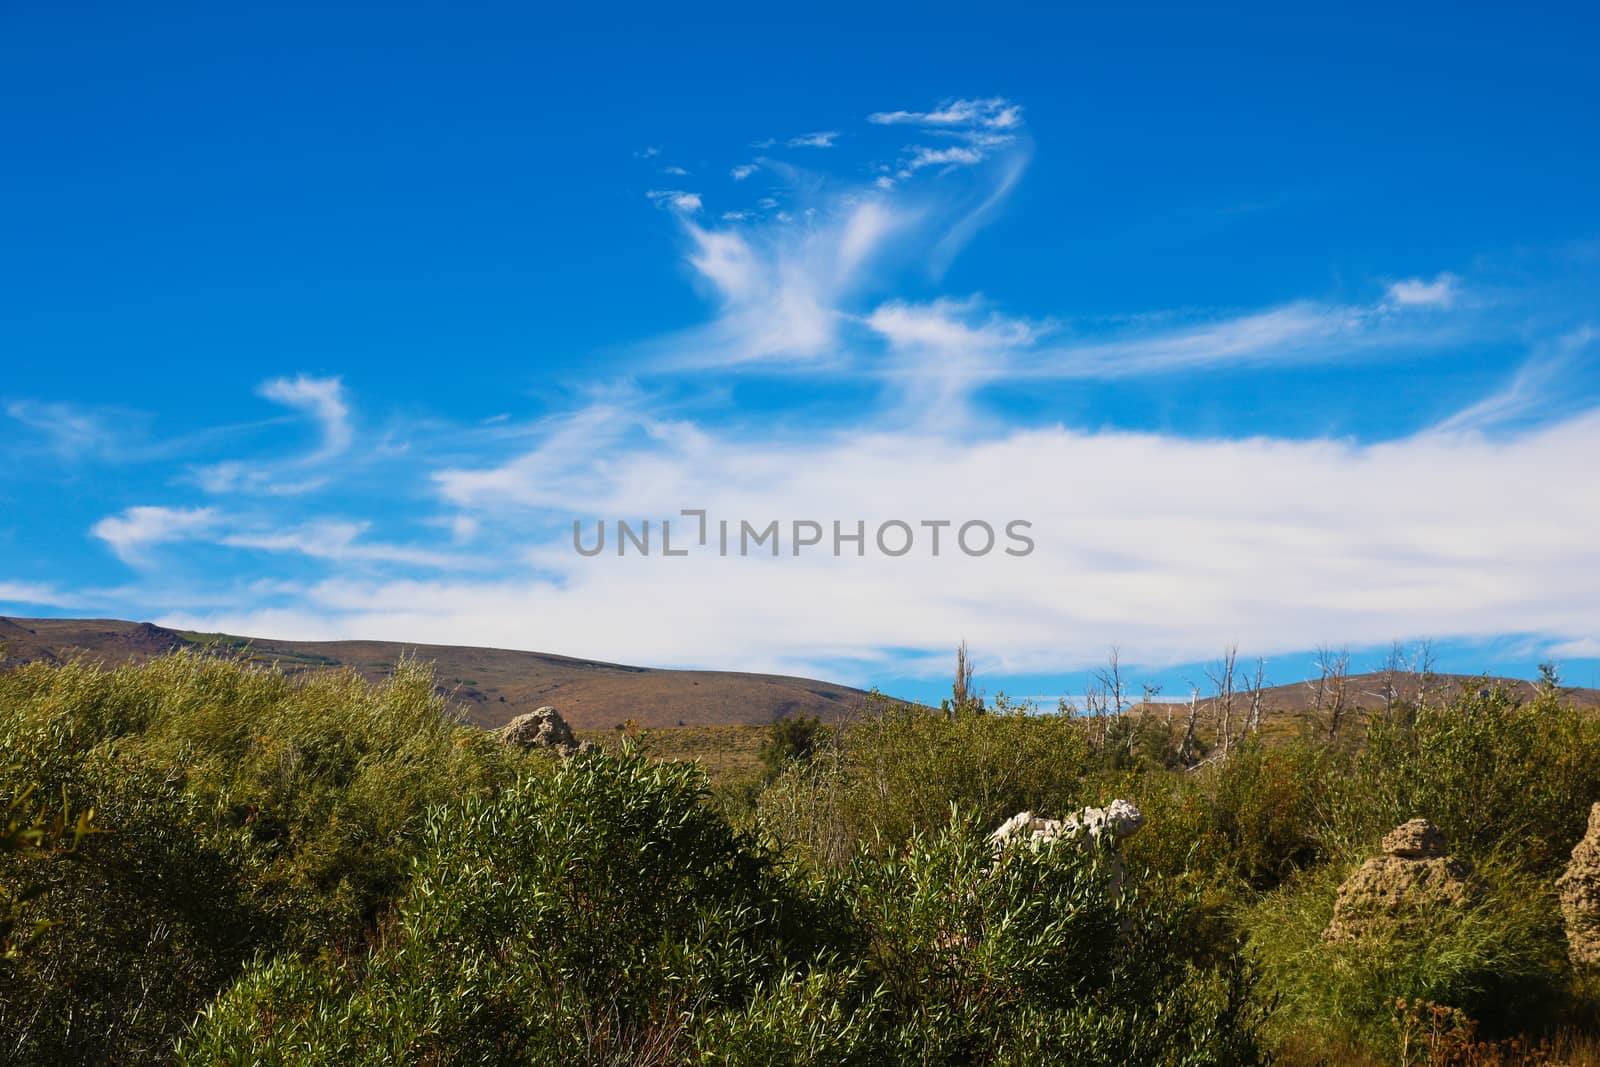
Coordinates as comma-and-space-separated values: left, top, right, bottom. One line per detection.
1307, 647, 1331, 717
1244, 656, 1267, 734
1177, 687, 1201, 767
1315, 644, 1351, 745
1206, 643, 1240, 757
1088, 646, 1130, 753
1377, 641, 1405, 714
1411, 639, 1437, 712
1093, 646, 1129, 716
1081, 678, 1104, 749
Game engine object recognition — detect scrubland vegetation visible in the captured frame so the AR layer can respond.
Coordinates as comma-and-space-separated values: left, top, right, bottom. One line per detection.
2, 651, 1599, 1064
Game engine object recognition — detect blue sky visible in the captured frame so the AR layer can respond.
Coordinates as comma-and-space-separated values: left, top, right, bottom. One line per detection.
3, 1, 1599, 702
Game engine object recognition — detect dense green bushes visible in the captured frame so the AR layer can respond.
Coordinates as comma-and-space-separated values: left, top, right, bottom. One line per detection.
3, 654, 1599, 1064
1247, 860, 1570, 1049
180, 754, 1264, 1065
1346, 685, 1600, 871
0, 653, 525, 1063
756, 698, 1094, 867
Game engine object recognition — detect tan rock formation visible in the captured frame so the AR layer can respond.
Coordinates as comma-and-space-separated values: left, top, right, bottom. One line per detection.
1557, 802, 1600, 969
1325, 819, 1479, 943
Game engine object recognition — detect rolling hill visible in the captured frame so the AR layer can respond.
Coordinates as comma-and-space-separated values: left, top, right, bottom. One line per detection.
0, 616, 873, 730
5, 617, 1595, 732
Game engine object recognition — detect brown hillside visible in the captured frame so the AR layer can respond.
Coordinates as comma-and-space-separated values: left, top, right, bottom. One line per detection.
0, 617, 873, 730
1218, 669, 1600, 715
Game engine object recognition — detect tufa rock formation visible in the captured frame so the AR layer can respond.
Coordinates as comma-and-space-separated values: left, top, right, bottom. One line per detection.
496, 706, 594, 756
1324, 818, 1480, 943
990, 800, 1146, 907
988, 799, 1146, 852
1382, 817, 1448, 859
1557, 802, 1600, 969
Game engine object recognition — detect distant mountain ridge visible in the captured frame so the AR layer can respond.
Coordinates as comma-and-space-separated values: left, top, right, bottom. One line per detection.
0, 617, 872, 730
4, 617, 1596, 730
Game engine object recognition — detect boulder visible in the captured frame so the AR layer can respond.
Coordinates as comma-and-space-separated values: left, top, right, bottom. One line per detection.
496, 706, 593, 755
1557, 802, 1600, 970
1324, 818, 1479, 943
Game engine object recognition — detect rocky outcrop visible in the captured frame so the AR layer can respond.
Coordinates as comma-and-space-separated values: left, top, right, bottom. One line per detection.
1557, 802, 1600, 969
988, 799, 1145, 852
496, 706, 593, 756
1324, 818, 1479, 943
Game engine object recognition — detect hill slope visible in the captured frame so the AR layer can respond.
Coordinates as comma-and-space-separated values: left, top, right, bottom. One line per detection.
0, 617, 872, 730
6, 617, 1595, 730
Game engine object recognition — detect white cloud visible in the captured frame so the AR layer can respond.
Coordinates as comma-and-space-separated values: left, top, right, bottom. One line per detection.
661, 165, 690, 176
730, 164, 758, 181
656, 193, 911, 366
90, 503, 461, 572
869, 97, 1023, 130
0, 581, 74, 607
220, 521, 462, 568
787, 131, 839, 148
1549, 637, 1600, 660
259, 375, 351, 459
641, 104, 1038, 369
863, 98, 1029, 186
904, 145, 985, 173
194, 374, 354, 495
92, 506, 220, 563
1432, 327, 1597, 433
4, 401, 123, 460
1386, 272, 1459, 308
852, 283, 1477, 389
646, 189, 702, 213
868, 298, 1041, 352
175, 405, 1600, 680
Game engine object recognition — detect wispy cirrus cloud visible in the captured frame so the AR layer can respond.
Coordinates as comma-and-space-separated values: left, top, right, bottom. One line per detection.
91, 503, 467, 572
91, 505, 220, 563
634, 98, 1037, 368
221, 521, 464, 568
0, 580, 81, 608
259, 375, 352, 460
868, 97, 1023, 130
786, 130, 839, 148
1432, 326, 1598, 433
4, 401, 127, 460
194, 375, 352, 495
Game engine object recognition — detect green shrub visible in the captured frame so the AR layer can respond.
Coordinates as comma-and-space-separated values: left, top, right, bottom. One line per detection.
1245, 859, 1569, 1051
758, 697, 1093, 869
4, 653, 1594, 1064
758, 714, 824, 777
1348, 684, 1600, 870
846, 812, 1268, 1064
0, 653, 523, 1064
1208, 738, 1335, 889
181, 748, 841, 1064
